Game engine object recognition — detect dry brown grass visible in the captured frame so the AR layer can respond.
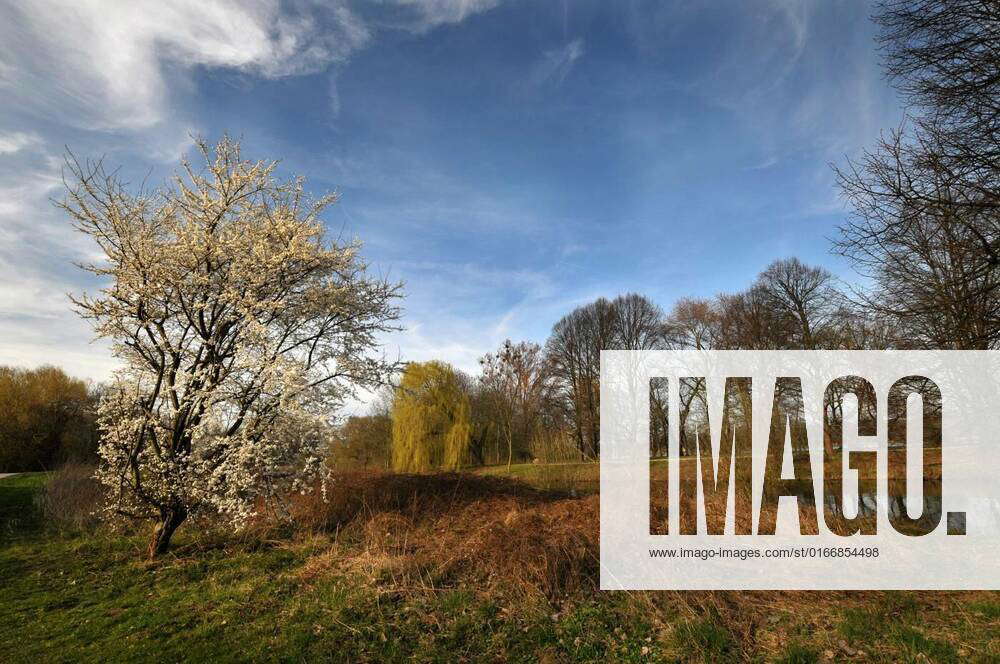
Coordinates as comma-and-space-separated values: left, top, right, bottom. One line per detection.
38, 462, 103, 531
281, 471, 883, 602
281, 470, 599, 598
288, 470, 550, 530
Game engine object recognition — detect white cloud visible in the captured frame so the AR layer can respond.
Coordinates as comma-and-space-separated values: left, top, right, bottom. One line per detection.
0, 0, 506, 132
0, 148, 119, 380
369, 259, 569, 380
693, 1, 808, 110
0, 0, 371, 130
0, 334, 117, 382
389, 0, 502, 32
0, 131, 40, 155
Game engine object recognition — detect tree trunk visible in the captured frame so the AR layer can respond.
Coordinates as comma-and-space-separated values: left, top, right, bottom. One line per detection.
147, 507, 187, 558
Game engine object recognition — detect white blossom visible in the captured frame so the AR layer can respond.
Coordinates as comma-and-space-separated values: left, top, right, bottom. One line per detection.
61, 136, 402, 554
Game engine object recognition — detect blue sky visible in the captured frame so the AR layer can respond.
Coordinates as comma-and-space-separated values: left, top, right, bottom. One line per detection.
0, 0, 903, 382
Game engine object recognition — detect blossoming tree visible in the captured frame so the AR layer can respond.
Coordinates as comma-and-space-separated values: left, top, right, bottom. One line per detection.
61, 137, 401, 556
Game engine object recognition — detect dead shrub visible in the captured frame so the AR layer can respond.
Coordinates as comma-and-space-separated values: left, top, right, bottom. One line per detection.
286, 470, 547, 532
39, 462, 104, 531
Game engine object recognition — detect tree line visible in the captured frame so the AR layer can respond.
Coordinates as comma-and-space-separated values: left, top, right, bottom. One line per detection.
351, 255, 914, 472
0, 366, 102, 472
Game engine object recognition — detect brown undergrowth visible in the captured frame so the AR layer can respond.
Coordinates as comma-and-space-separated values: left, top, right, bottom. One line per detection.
285, 471, 599, 598
281, 474, 847, 612
260, 471, 997, 661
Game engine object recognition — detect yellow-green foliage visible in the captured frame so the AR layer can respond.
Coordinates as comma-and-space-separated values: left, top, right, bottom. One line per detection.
0, 365, 98, 472
391, 361, 471, 472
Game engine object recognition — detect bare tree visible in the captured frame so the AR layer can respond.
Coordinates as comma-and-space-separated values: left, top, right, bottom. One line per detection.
756, 257, 843, 349
835, 129, 1000, 348
876, 0, 1000, 207
460, 372, 497, 466
479, 340, 550, 469
665, 297, 719, 349
831, 1, 1000, 349
63, 136, 402, 556
544, 293, 666, 458
836, 308, 899, 350
612, 292, 669, 350
545, 298, 614, 459
715, 285, 794, 350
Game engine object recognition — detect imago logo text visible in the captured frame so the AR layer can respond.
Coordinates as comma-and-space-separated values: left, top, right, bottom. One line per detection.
599, 351, 999, 589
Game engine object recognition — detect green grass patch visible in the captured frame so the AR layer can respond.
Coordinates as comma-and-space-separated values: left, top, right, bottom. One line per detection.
839, 606, 881, 642
838, 592, 921, 645
672, 612, 738, 663
0, 472, 48, 538
890, 625, 958, 662
970, 600, 1000, 620
774, 641, 819, 664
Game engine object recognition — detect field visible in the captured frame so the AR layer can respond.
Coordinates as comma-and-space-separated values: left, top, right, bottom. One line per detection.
1, 470, 997, 662
477, 449, 943, 493
477, 460, 604, 493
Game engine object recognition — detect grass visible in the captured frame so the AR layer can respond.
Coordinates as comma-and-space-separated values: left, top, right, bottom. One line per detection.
671, 612, 738, 662
476, 459, 604, 493
774, 641, 819, 664
477, 448, 943, 496
0, 470, 997, 662
0, 472, 48, 538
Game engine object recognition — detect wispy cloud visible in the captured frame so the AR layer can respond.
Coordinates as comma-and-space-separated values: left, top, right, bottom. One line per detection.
527, 38, 585, 89
0, 131, 40, 154
0, 138, 117, 379
376, 0, 502, 32
370, 259, 564, 374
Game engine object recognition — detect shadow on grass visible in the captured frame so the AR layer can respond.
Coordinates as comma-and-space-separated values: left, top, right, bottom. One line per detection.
0, 473, 47, 539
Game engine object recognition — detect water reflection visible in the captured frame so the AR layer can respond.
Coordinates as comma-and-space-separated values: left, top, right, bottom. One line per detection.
829, 481, 943, 530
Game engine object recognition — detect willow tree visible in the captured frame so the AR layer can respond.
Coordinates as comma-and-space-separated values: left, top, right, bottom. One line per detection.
62, 136, 401, 556
391, 361, 471, 472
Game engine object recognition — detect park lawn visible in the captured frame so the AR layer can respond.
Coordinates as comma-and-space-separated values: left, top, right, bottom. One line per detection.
476, 460, 603, 493
477, 449, 943, 495
0, 472, 997, 663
